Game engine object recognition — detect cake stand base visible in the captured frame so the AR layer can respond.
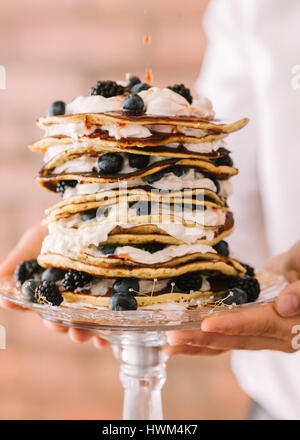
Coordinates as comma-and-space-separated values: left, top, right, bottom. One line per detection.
98, 330, 168, 420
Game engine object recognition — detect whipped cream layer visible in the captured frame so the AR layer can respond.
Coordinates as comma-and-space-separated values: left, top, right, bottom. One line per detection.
44, 121, 214, 141
62, 172, 232, 199
82, 275, 210, 296
67, 276, 211, 297
60, 204, 225, 230
41, 221, 215, 265
52, 153, 166, 175
66, 87, 214, 119
43, 139, 226, 164
93, 243, 216, 264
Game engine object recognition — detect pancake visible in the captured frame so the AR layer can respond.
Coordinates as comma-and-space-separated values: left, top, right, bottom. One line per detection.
37, 112, 248, 133
29, 133, 229, 154
44, 187, 226, 221
23, 79, 256, 310
38, 252, 246, 279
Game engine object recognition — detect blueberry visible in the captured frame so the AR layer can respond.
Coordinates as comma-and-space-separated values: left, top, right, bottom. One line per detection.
81, 209, 98, 222
130, 83, 151, 93
128, 76, 141, 89
98, 153, 124, 174
99, 243, 118, 255
143, 170, 165, 184
122, 94, 145, 115
22, 279, 41, 302
15, 259, 44, 285
42, 268, 66, 282
109, 294, 138, 311
129, 201, 151, 216
215, 155, 234, 167
134, 242, 167, 253
213, 240, 229, 257
47, 101, 66, 116
112, 278, 139, 296
222, 288, 248, 305
127, 153, 150, 169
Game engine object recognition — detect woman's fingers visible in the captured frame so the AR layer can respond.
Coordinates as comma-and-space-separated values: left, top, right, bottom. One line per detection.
0, 298, 29, 311
92, 336, 110, 350
201, 303, 288, 339
43, 319, 69, 333
275, 280, 300, 317
168, 329, 293, 352
0, 224, 47, 278
165, 343, 226, 356
68, 327, 95, 343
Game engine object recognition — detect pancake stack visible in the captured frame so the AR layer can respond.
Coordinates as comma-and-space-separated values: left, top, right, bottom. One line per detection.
26, 78, 260, 310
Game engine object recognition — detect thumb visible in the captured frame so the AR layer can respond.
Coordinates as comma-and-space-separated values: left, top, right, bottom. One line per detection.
274, 280, 300, 317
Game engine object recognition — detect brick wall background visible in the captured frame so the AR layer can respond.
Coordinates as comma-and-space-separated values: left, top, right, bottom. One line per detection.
0, 0, 249, 419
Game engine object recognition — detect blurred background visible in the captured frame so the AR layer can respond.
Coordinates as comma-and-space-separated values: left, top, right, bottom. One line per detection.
0, 0, 250, 419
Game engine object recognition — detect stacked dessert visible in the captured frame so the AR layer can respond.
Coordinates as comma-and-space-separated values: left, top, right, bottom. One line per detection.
16, 76, 260, 310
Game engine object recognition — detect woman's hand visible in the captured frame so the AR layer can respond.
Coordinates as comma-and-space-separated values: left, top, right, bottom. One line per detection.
0, 224, 108, 349
166, 240, 300, 356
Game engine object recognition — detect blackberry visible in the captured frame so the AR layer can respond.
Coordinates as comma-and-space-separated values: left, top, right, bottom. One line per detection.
99, 243, 118, 255
173, 272, 203, 292
168, 84, 193, 104
35, 280, 63, 306
56, 180, 77, 196
90, 80, 125, 98
229, 275, 260, 302
241, 262, 255, 277
15, 259, 44, 285
134, 242, 167, 253
62, 270, 93, 291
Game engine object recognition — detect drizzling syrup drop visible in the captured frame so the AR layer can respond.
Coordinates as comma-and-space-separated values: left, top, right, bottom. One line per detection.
143, 34, 151, 45
145, 68, 153, 84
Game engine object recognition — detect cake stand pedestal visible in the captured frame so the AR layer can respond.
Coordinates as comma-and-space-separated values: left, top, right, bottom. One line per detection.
0, 272, 286, 420
108, 331, 168, 420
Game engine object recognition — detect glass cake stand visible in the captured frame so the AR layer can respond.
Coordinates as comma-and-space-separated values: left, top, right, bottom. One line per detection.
0, 272, 287, 420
